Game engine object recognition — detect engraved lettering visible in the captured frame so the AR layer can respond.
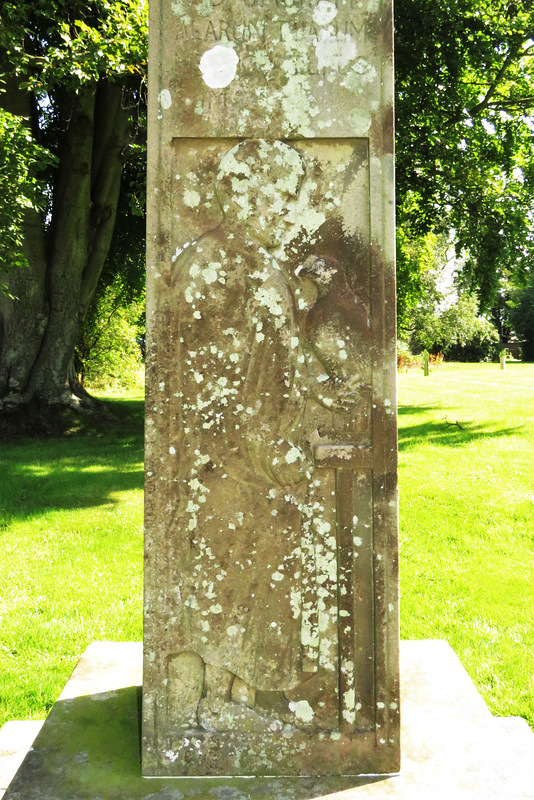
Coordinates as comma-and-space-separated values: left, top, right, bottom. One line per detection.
175, 14, 363, 46
218, 19, 233, 41
204, 20, 218, 41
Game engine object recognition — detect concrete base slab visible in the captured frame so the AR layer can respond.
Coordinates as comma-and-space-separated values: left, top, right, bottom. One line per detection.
0, 721, 44, 799
2, 640, 533, 799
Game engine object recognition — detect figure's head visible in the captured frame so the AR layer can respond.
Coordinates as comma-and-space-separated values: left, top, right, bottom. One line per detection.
215, 139, 305, 248
298, 255, 341, 298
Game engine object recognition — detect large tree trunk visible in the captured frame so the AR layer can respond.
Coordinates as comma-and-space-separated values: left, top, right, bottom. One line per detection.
0, 78, 131, 412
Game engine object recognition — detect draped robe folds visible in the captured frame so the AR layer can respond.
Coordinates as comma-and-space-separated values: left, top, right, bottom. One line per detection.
155, 225, 310, 692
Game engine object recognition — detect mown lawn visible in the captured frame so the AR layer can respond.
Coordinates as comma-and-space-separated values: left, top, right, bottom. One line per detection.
398, 361, 534, 726
0, 394, 144, 725
0, 365, 533, 728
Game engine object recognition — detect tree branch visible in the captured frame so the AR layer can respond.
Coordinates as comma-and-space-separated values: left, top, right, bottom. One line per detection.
485, 95, 534, 109
467, 47, 520, 118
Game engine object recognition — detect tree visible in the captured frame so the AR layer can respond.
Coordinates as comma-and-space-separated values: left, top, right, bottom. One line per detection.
399, 230, 500, 359
506, 277, 534, 359
4, 0, 534, 411
396, 225, 442, 336
410, 291, 500, 359
0, 1, 147, 411
395, 0, 534, 310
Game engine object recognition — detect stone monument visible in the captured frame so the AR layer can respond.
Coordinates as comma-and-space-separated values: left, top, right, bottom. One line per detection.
143, 0, 398, 778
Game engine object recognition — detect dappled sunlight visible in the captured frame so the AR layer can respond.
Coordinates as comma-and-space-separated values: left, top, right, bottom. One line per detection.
12, 462, 142, 477
0, 397, 145, 725
0, 400, 145, 525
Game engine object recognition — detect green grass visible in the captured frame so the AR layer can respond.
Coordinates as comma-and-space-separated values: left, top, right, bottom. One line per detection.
1, 367, 533, 729
0, 393, 144, 726
399, 362, 534, 726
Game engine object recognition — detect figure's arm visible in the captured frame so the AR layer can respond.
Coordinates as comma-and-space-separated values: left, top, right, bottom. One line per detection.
240, 278, 311, 486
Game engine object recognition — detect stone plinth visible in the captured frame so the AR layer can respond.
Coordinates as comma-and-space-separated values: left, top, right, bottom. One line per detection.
2, 640, 534, 799
0, 721, 43, 800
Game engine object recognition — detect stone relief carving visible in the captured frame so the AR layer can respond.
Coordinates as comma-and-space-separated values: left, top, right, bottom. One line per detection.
299, 254, 371, 412
157, 138, 373, 744
145, 0, 398, 776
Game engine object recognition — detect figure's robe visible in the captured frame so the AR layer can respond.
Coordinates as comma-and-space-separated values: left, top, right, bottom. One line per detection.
150, 225, 310, 692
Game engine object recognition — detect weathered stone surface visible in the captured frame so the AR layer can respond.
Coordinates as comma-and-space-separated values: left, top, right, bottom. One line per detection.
3, 641, 534, 799
151, 0, 393, 139
144, 0, 397, 777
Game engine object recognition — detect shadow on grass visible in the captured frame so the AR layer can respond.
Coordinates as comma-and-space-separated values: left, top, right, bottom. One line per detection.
0, 398, 145, 522
397, 403, 440, 416
398, 404, 523, 451
0, 395, 145, 441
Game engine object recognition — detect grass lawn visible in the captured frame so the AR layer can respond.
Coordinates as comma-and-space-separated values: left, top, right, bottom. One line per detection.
399, 361, 534, 727
0, 393, 144, 726
0, 365, 533, 729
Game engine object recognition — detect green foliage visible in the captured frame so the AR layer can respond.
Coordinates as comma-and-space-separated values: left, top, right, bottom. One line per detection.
411, 292, 499, 360
395, 0, 534, 308
76, 280, 145, 391
0, 0, 148, 217
397, 229, 439, 338
0, 107, 54, 282
399, 230, 500, 361
506, 276, 534, 359
0, 1, 147, 91
396, 228, 449, 335
0, 0, 148, 246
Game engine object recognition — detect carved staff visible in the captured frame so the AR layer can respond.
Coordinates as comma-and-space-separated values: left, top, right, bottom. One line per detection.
315, 444, 375, 733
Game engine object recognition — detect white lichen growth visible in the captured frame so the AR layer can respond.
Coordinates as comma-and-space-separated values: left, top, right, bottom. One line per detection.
289, 699, 314, 723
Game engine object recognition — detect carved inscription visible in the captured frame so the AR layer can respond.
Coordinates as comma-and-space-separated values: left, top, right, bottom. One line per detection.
155, 0, 390, 139
177, 18, 364, 45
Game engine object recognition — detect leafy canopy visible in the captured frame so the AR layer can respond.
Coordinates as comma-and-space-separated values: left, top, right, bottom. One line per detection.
0, 0, 147, 281
396, 0, 534, 308
0, 1, 147, 90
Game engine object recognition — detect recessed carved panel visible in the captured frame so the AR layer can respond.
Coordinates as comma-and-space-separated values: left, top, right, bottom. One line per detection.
144, 135, 399, 775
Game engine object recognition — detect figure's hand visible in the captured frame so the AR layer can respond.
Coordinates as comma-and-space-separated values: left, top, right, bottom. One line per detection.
267, 440, 312, 487
315, 377, 363, 414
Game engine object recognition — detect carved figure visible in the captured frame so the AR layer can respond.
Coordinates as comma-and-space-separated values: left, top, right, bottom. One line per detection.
299, 254, 372, 412
159, 140, 315, 732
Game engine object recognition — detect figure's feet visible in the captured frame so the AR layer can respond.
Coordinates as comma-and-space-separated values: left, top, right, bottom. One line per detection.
284, 669, 339, 730
166, 658, 339, 735
255, 669, 339, 731
166, 651, 204, 730
198, 665, 271, 733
